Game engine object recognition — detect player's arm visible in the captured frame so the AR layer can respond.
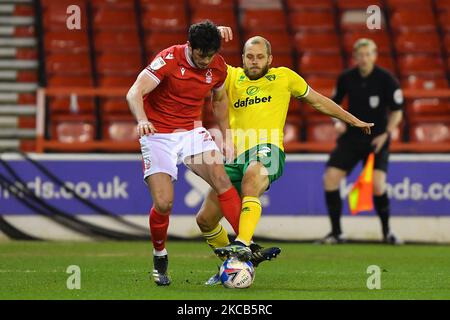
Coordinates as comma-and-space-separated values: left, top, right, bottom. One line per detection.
212, 86, 234, 159
372, 77, 404, 152
302, 88, 374, 135
126, 70, 159, 136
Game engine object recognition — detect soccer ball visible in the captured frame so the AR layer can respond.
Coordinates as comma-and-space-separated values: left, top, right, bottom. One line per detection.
219, 257, 255, 289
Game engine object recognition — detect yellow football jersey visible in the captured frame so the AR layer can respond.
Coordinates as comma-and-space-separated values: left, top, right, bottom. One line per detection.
225, 65, 309, 155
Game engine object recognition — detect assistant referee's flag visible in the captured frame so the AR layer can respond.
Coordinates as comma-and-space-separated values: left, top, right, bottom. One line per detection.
348, 153, 375, 215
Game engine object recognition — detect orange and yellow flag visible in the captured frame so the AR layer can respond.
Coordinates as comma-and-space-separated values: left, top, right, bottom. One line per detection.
348, 153, 375, 215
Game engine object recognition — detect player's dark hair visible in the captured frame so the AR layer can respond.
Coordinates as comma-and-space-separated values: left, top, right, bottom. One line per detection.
188, 20, 221, 55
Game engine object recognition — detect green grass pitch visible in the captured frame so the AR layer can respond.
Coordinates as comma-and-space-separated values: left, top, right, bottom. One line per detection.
1, 241, 449, 300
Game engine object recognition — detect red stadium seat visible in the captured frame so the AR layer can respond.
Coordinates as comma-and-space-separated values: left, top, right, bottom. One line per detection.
387, 0, 433, 11
409, 117, 450, 143
44, 31, 89, 53
287, 98, 301, 116
374, 55, 396, 74
91, 0, 135, 9
96, 52, 142, 75
436, 0, 450, 11
141, 5, 188, 31
395, 32, 441, 55
398, 55, 446, 77
340, 9, 387, 31
51, 115, 96, 143
101, 98, 130, 114
98, 75, 137, 87
390, 11, 437, 33
145, 32, 187, 56
40, 0, 86, 6
438, 11, 450, 32
220, 52, 242, 67
244, 31, 293, 54
49, 97, 95, 114
443, 33, 450, 55
94, 31, 140, 52
294, 32, 340, 54
271, 54, 294, 69
220, 33, 241, 54
242, 9, 287, 32
93, 8, 137, 31
336, 0, 384, 10
407, 99, 450, 116
191, 9, 238, 30
289, 11, 335, 32
299, 54, 344, 77
141, 0, 185, 9
189, 0, 234, 10
42, 3, 88, 31
347, 54, 396, 74
55, 122, 95, 143
47, 75, 93, 87
343, 31, 391, 54
306, 117, 337, 142
401, 75, 449, 90
284, 115, 302, 143
106, 121, 138, 142
286, 0, 334, 11
46, 53, 91, 75
305, 76, 336, 91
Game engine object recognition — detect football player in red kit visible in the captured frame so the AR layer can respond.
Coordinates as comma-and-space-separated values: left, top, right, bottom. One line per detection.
126, 21, 243, 286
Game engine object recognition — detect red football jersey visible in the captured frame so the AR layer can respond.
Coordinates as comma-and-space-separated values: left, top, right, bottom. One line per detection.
143, 44, 227, 133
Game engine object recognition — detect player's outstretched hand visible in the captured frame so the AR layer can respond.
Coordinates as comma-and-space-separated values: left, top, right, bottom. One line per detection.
352, 120, 374, 135
217, 26, 233, 42
137, 120, 157, 137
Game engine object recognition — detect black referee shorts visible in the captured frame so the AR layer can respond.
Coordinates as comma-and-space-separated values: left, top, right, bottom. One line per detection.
326, 134, 390, 173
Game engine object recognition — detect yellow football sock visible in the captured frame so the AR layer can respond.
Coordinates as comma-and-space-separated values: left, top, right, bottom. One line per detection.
237, 196, 262, 245
202, 223, 230, 253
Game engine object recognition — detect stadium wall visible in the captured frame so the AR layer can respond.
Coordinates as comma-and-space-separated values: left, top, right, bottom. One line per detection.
0, 153, 449, 243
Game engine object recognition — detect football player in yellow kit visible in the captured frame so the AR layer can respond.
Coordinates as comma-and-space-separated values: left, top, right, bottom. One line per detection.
197, 30, 374, 285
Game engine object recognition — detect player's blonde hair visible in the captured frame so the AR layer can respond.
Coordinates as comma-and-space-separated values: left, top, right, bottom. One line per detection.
244, 36, 272, 56
353, 38, 377, 53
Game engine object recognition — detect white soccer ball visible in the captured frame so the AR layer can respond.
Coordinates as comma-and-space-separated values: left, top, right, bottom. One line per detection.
219, 257, 255, 289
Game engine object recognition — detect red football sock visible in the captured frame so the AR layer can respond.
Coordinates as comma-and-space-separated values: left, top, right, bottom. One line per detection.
217, 187, 241, 234
149, 207, 170, 251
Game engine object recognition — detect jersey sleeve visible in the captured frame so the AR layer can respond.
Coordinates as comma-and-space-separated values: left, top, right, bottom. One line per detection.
144, 49, 173, 85
284, 68, 310, 98
213, 58, 228, 91
332, 73, 346, 104
224, 64, 234, 92
385, 73, 404, 111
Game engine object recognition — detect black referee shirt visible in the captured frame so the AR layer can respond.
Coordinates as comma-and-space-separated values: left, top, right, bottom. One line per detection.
332, 65, 404, 139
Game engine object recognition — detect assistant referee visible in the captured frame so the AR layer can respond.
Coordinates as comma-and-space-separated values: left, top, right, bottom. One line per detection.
319, 39, 404, 244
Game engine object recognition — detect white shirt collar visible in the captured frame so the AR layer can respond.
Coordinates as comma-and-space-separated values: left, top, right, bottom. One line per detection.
184, 45, 197, 68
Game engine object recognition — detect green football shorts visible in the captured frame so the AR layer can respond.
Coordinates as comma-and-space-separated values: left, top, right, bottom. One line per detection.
224, 144, 285, 195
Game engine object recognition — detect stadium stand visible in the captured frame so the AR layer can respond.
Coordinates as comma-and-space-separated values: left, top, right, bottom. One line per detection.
0, 0, 446, 153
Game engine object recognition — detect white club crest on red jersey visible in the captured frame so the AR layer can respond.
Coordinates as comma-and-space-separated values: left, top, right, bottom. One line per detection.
206, 69, 213, 84
165, 53, 174, 59
181, 67, 186, 76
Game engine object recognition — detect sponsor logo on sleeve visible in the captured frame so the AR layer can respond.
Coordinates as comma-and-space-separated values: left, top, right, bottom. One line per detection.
149, 57, 166, 72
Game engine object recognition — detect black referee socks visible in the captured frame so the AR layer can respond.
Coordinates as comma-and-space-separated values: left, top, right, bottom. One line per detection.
325, 190, 342, 236
374, 193, 390, 237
